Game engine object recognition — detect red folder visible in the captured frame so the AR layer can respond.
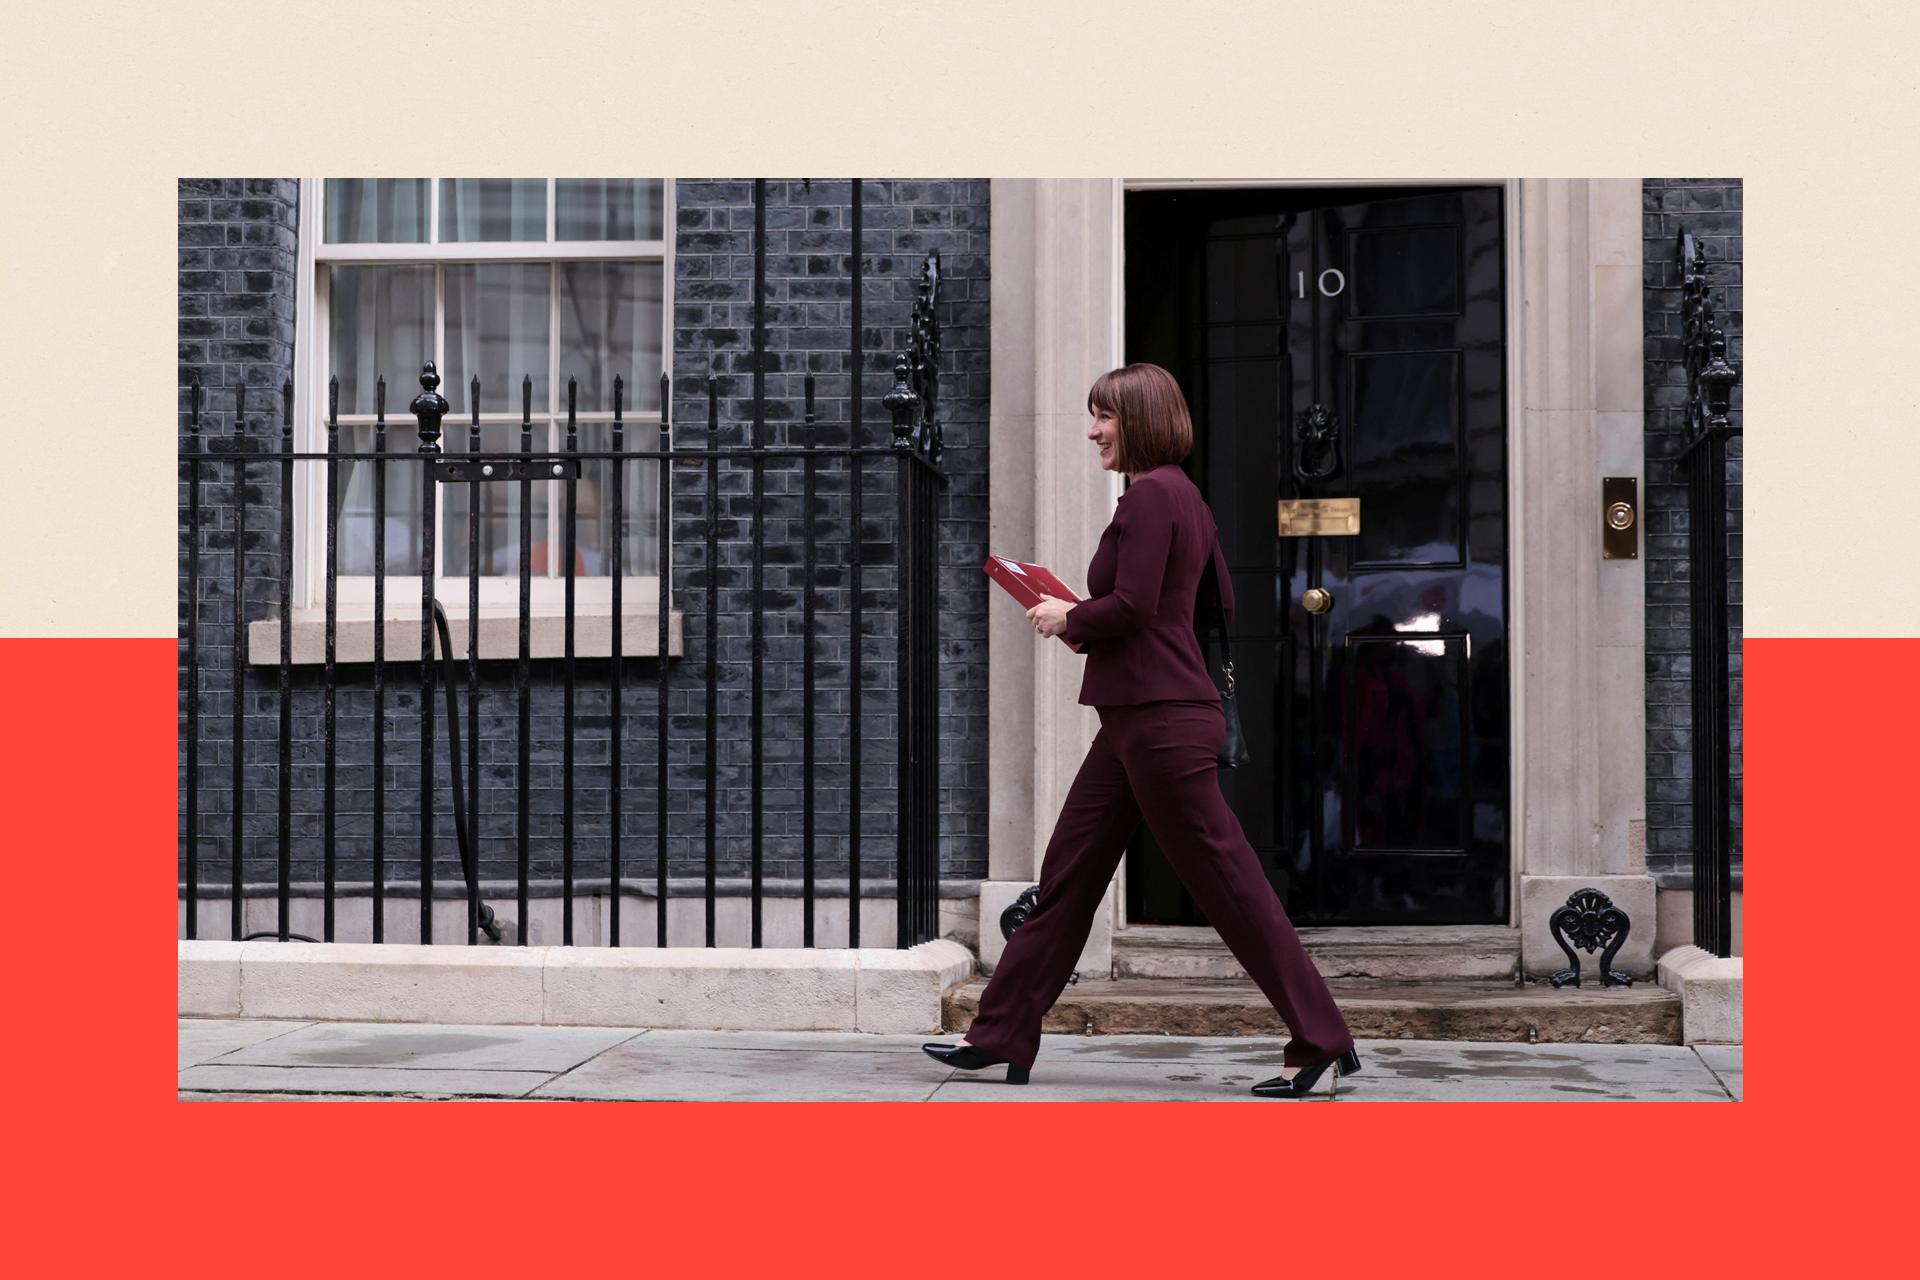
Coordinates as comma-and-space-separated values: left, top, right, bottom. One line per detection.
984, 555, 1084, 652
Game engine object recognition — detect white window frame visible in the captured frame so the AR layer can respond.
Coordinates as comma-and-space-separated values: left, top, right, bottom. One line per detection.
290, 178, 675, 630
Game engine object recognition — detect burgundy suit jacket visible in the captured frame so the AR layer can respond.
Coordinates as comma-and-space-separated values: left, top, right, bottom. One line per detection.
1063, 465, 1234, 707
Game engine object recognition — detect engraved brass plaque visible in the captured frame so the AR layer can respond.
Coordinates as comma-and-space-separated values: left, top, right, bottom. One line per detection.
1277, 497, 1361, 537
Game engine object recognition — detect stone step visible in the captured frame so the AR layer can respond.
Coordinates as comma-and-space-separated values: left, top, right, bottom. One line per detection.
1112, 924, 1521, 982
943, 977, 1681, 1045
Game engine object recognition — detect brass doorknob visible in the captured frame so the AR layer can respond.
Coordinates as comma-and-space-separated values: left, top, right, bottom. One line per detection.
1302, 587, 1334, 614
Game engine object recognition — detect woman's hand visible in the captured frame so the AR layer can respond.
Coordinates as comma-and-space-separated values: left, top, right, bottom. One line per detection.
1026, 594, 1074, 639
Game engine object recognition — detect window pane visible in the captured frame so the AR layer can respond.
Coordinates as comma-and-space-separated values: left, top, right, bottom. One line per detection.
439, 420, 551, 579
555, 179, 665, 241
324, 179, 430, 244
440, 179, 547, 242
328, 265, 434, 416
574, 427, 661, 578
332, 430, 425, 576
445, 263, 551, 414
559, 261, 663, 413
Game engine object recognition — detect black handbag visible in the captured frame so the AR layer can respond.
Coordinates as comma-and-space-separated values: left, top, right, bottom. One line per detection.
1202, 543, 1250, 769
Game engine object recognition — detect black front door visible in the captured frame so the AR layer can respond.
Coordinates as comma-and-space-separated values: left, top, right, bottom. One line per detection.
1125, 186, 1509, 926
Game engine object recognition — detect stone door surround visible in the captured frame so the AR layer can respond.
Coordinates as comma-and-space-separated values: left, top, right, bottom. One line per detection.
987, 180, 1649, 976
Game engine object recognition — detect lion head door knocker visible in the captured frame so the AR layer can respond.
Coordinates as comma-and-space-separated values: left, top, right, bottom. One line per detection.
1547, 888, 1634, 989
1000, 885, 1076, 984
1292, 404, 1342, 483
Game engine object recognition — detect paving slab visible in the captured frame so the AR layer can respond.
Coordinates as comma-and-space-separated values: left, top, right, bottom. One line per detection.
1028, 1032, 1288, 1064
178, 1019, 312, 1069
177, 1091, 416, 1102
931, 1059, 1273, 1102
631, 1030, 934, 1054
177, 1064, 555, 1097
532, 1044, 946, 1101
1344, 1040, 1730, 1101
208, 1021, 643, 1072
1694, 1044, 1743, 1100
1694, 1044, 1743, 1072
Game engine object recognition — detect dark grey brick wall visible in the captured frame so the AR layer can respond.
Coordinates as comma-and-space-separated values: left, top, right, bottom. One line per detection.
670, 180, 991, 886
1642, 179, 1742, 888
178, 179, 991, 911
178, 180, 301, 876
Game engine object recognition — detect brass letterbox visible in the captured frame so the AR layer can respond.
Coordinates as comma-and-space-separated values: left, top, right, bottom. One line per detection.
1277, 497, 1361, 537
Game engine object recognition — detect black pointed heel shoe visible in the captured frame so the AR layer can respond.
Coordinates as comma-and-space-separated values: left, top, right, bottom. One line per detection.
1250, 1048, 1360, 1099
922, 1042, 1031, 1084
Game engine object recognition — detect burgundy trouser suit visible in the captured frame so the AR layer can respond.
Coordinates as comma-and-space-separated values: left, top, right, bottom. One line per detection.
965, 464, 1353, 1071
962, 700, 1355, 1069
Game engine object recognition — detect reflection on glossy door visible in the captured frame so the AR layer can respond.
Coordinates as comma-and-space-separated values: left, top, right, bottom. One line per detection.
1124, 186, 1509, 926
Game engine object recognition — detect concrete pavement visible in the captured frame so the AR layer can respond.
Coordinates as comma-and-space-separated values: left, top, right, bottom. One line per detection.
179, 1018, 1742, 1101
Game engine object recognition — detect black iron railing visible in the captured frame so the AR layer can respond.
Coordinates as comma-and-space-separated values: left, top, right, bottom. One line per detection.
179, 181, 948, 950
1676, 229, 1741, 958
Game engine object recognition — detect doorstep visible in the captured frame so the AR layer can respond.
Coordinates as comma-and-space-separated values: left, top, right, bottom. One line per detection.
942, 977, 1682, 1044
1114, 923, 1521, 981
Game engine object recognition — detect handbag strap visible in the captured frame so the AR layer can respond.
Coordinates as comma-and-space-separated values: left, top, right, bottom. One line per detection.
1202, 537, 1235, 695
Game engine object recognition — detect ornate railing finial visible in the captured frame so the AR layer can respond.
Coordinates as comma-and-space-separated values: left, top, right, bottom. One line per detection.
883, 251, 943, 463
883, 352, 919, 445
1680, 231, 1741, 453
411, 361, 450, 454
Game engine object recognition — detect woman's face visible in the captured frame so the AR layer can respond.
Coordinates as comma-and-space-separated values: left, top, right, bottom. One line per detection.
1088, 403, 1122, 472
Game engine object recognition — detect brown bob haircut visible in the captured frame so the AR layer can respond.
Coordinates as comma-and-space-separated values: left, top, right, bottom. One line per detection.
1087, 363, 1193, 474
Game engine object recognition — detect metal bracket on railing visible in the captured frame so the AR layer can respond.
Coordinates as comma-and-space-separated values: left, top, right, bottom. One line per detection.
433, 457, 580, 483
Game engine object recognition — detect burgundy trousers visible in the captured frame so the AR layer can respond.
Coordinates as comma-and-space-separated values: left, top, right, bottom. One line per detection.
963, 700, 1354, 1070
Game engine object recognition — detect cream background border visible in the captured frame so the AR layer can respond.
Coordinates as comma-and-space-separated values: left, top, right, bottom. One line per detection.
0, 0, 1915, 638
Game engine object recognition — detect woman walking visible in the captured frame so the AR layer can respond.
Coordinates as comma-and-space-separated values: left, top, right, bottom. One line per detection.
923, 364, 1358, 1098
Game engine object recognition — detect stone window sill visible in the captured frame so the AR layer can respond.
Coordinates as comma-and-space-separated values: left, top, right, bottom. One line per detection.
246, 606, 683, 665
